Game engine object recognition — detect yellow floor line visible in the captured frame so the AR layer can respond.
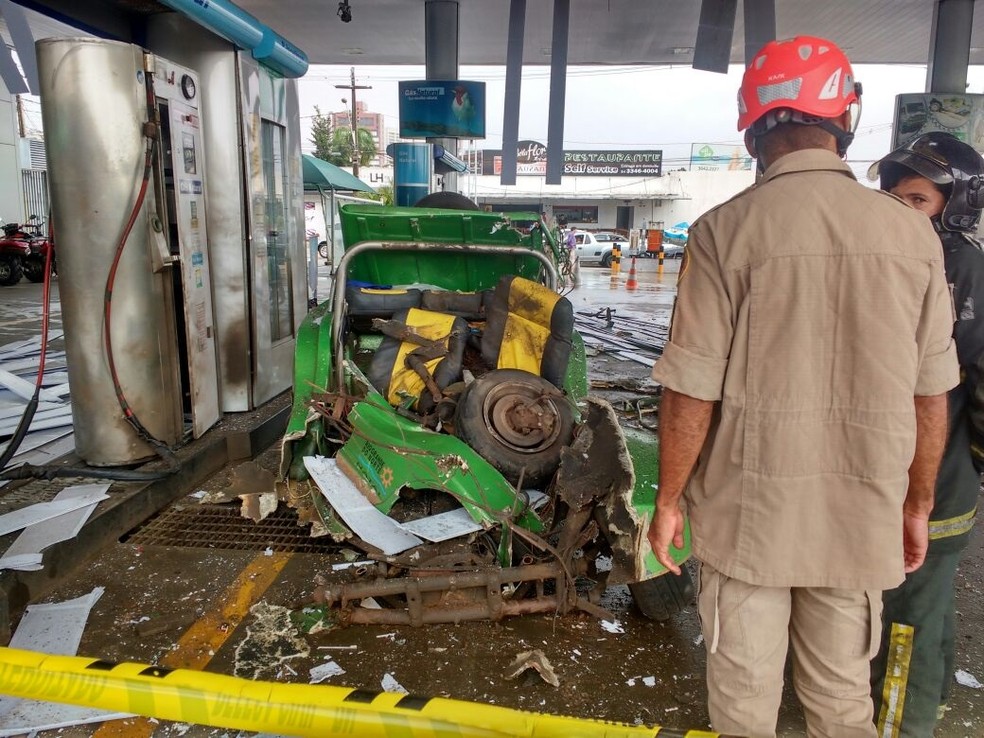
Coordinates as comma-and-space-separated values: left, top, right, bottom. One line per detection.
91, 550, 292, 738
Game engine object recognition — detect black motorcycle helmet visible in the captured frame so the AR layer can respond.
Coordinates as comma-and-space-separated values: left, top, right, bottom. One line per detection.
869, 131, 984, 233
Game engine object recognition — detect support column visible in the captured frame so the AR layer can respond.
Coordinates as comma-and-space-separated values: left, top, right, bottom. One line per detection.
499, 0, 526, 186
742, 0, 776, 65
926, 0, 975, 92
692, 0, 737, 73
545, 0, 570, 185
425, 0, 459, 192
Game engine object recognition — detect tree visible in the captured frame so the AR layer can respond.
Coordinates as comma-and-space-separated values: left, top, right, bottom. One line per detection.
371, 184, 394, 206
330, 127, 377, 167
309, 106, 335, 162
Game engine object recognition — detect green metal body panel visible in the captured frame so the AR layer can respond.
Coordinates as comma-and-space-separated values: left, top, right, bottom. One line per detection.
285, 301, 334, 438
337, 399, 544, 535
340, 204, 562, 289
564, 333, 588, 399
621, 424, 692, 576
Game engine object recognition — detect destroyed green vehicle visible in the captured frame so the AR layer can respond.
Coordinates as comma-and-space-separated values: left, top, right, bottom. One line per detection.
280, 203, 693, 626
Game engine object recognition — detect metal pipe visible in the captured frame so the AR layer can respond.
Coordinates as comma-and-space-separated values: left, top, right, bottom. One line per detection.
157, 0, 308, 78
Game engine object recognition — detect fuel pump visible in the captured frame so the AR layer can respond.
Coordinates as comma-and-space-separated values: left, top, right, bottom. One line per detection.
38, 38, 220, 466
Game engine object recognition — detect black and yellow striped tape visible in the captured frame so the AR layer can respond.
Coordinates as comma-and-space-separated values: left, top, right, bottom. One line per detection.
0, 646, 727, 738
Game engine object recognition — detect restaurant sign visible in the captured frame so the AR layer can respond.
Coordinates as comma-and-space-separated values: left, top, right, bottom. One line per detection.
479, 140, 662, 176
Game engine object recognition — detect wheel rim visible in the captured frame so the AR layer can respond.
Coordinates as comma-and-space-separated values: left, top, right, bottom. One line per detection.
480, 382, 565, 454
0, 260, 10, 280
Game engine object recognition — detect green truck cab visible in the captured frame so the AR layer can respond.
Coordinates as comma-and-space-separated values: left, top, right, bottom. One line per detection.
280, 202, 692, 625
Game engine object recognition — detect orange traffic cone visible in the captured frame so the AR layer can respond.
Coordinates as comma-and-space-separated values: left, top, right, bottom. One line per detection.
625, 256, 638, 290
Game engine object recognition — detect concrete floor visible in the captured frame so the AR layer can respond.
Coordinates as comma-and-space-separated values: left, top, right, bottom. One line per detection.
1, 263, 983, 738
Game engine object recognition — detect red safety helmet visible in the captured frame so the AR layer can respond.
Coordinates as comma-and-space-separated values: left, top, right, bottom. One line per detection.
738, 35, 861, 141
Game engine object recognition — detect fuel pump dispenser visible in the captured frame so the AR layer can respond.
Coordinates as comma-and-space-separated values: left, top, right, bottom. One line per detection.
37, 38, 220, 466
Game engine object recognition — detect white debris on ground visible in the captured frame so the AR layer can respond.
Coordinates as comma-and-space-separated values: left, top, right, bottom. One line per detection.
0, 485, 109, 571
956, 669, 983, 689
0, 334, 73, 482
232, 602, 310, 680
309, 660, 346, 683
600, 619, 625, 634
0, 587, 133, 735
381, 673, 408, 694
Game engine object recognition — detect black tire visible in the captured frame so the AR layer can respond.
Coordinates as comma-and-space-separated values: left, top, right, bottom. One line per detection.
22, 255, 45, 283
318, 241, 329, 259
455, 368, 576, 487
628, 567, 695, 621
600, 251, 613, 268
414, 191, 480, 210
0, 254, 23, 286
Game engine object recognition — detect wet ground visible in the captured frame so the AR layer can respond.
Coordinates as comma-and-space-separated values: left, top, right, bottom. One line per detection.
2, 263, 983, 737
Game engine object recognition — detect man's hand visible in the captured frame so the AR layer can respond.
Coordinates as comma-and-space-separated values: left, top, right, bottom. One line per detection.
902, 509, 930, 573
647, 502, 685, 575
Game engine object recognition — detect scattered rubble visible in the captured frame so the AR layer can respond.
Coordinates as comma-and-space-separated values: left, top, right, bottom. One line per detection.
504, 649, 560, 687
232, 602, 310, 681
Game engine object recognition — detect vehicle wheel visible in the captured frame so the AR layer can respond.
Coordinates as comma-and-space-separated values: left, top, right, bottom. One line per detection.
22, 255, 45, 283
318, 241, 329, 259
628, 567, 695, 621
455, 368, 576, 487
0, 254, 23, 286
600, 251, 613, 268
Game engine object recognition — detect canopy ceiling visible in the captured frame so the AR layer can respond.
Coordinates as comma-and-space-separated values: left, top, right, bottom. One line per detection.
17, 0, 984, 68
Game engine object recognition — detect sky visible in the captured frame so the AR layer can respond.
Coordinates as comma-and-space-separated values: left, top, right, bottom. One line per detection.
297, 63, 984, 181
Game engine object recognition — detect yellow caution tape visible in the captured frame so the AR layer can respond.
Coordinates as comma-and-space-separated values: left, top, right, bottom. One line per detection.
0, 646, 724, 738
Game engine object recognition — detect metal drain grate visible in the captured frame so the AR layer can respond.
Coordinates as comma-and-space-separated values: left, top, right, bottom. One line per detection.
0, 476, 120, 508
125, 503, 340, 553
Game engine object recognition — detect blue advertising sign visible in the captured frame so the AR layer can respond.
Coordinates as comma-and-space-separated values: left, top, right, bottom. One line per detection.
399, 80, 486, 139
391, 143, 433, 207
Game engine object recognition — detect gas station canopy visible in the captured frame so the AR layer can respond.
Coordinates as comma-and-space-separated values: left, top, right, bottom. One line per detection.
32, 0, 984, 67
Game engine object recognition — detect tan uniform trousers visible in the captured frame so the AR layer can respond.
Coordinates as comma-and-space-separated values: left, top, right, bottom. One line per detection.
698, 563, 882, 738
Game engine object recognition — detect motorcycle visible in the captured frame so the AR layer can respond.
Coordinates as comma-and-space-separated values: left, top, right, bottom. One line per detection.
0, 215, 54, 285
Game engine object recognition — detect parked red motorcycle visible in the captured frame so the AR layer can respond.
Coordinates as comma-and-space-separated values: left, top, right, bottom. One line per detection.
0, 216, 54, 285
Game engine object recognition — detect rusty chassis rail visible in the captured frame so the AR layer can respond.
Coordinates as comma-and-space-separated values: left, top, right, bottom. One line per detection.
320, 561, 613, 626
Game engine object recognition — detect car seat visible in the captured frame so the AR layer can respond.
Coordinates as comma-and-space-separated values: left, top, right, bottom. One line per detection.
368, 307, 468, 413
480, 275, 574, 388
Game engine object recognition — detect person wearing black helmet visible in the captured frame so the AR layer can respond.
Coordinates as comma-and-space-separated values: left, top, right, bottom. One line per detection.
869, 131, 984, 736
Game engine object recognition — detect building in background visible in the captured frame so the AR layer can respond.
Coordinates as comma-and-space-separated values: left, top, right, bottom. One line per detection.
331, 101, 389, 166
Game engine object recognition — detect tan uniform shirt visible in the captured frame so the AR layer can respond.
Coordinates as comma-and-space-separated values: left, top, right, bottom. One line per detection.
652, 149, 959, 590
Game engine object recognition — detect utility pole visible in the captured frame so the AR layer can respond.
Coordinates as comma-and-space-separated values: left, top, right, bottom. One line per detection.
335, 67, 372, 176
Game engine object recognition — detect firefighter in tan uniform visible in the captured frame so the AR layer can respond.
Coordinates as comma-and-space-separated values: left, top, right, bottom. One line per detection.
868, 133, 984, 737
647, 36, 958, 737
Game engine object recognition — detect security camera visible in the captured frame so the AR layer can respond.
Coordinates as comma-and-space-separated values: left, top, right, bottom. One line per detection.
337, 0, 352, 22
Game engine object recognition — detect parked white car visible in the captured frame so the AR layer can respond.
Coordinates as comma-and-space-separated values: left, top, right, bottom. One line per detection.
573, 230, 630, 267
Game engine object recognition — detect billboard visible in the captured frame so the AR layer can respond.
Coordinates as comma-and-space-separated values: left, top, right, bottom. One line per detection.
399, 80, 486, 139
891, 93, 984, 151
689, 143, 753, 171
478, 140, 662, 176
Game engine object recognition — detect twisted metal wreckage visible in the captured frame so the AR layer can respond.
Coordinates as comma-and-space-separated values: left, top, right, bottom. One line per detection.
278, 204, 693, 627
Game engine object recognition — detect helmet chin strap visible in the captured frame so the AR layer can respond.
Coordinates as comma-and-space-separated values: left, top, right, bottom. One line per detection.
816, 119, 855, 157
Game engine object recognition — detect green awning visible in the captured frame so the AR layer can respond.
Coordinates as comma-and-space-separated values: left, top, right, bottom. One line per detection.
302, 154, 376, 193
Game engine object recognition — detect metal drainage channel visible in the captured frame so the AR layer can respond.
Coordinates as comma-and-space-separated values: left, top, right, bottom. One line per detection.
124, 504, 339, 554
0, 476, 130, 509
